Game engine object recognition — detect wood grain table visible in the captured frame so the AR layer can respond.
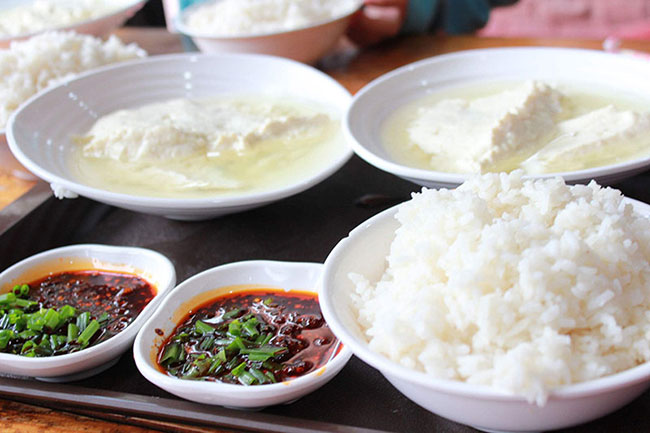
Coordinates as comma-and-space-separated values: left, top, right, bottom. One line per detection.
2, 27, 649, 433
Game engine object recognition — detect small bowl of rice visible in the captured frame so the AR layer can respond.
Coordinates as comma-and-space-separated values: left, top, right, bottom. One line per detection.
174, 0, 362, 64
0, 0, 145, 47
320, 171, 650, 432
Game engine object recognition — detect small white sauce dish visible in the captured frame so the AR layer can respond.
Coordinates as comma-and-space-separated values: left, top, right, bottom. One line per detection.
345, 47, 650, 189
0, 244, 176, 381
134, 260, 352, 408
7, 53, 352, 220
0, 0, 145, 48
320, 199, 650, 432
174, 1, 362, 64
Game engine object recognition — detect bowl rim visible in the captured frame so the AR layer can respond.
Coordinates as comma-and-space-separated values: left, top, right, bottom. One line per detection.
6, 52, 353, 210
0, 243, 176, 371
174, 0, 363, 40
0, 0, 145, 44
321, 195, 650, 402
134, 259, 353, 399
344, 46, 650, 186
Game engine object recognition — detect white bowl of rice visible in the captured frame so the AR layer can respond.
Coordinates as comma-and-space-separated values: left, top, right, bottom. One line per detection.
320, 171, 650, 432
0, 0, 145, 47
174, 0, 362, 64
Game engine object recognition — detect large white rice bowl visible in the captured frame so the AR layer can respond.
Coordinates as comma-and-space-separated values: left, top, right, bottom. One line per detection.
321, 171, 650, 431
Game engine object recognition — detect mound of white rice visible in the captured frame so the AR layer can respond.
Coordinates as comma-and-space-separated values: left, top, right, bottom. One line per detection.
0, 0, 129, 38
351, 171, 650, 405
0, 31, 146, 129
185, 0, 361, 36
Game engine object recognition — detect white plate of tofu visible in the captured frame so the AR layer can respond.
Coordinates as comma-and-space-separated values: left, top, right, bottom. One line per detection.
345, 47, 650, 188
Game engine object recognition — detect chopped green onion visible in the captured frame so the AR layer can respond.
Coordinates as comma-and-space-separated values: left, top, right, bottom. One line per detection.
226, 336, 246, 351
222, 308, 242, 320
58, 305, 76, 322
207, 358, 223, 375
44, 309, 60, 330
242, 317, 259, 337
160, 342, 182, 365
27, 314, 46, 332
242, 345, 286, 356
77, 319, 100, 346
227, 320, 242, 337
18, 330, 37, 340
231, 361, 247, 377
21, 340, 36, 353
67, 323, 79, 343
171, 332, 190, 342
14, 298, 37, 309
248, 367, 268, 384
238, 370, 257, 386
0, 293, 17, 305
76, 312, 90, 332
0, 330, 14, 349
194, 320, 214, 335
199, 336, 215, 351
264, 371, 277, 383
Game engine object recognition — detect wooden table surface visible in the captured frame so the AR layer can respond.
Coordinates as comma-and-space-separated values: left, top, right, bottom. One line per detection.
2, 27, 650, 433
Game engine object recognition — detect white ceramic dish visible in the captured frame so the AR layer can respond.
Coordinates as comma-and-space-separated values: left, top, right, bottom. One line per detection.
0, 132, 35, 181
134, 260, 352, 408
0, 244, 176, 381
345, 47, 650, 189
174, 1, 362, 64
320, 198, 650, 432
0, 0, 145, 48
7, 53, 352, 220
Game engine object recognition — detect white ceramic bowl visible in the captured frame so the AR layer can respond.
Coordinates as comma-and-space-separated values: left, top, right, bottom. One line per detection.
7, 53, 352, 220
134, 260, 352, 408
345, 47, 650, 189
0, 244, 176, 381
0, 132, 35, 182
174, 1, 362, 64
0, 0, 145, 48
320, 198, 650, 432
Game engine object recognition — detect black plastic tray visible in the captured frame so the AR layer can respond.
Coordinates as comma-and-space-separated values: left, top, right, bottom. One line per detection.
2, 157, 650, 432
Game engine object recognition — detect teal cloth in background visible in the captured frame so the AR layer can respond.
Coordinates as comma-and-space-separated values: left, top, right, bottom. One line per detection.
402, 0, 517, 34
402, 0, 439, 34
443, 0, 490, 34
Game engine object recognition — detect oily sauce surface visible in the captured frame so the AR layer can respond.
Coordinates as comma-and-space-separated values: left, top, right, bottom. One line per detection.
28, 270, 155, 344
158, 289, 338, 384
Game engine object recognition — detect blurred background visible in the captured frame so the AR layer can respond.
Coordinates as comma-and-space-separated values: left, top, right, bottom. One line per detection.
127, 0, 650, 40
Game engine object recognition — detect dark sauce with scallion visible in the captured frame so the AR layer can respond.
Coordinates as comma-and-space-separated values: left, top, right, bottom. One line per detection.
157, 289, 339, 385
0, 270, 156, 357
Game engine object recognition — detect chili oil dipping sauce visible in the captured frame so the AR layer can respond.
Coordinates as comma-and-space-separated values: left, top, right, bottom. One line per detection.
134, 261, 351, 407
0, 244, 176, 380
0, 270, 156, 357
156, 288, 339, 385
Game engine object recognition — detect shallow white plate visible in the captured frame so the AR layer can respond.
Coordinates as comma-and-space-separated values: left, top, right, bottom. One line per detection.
134, 260, 352, 408
345, 47, 650, 189
0, 244, 176, 381
0, 0, 145, 47
320, 197, 650, 432
7, 53, 352, 220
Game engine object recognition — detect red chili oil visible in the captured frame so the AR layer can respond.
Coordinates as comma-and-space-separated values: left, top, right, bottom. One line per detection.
27, 270, 156, 346
157, 289, 339, 385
